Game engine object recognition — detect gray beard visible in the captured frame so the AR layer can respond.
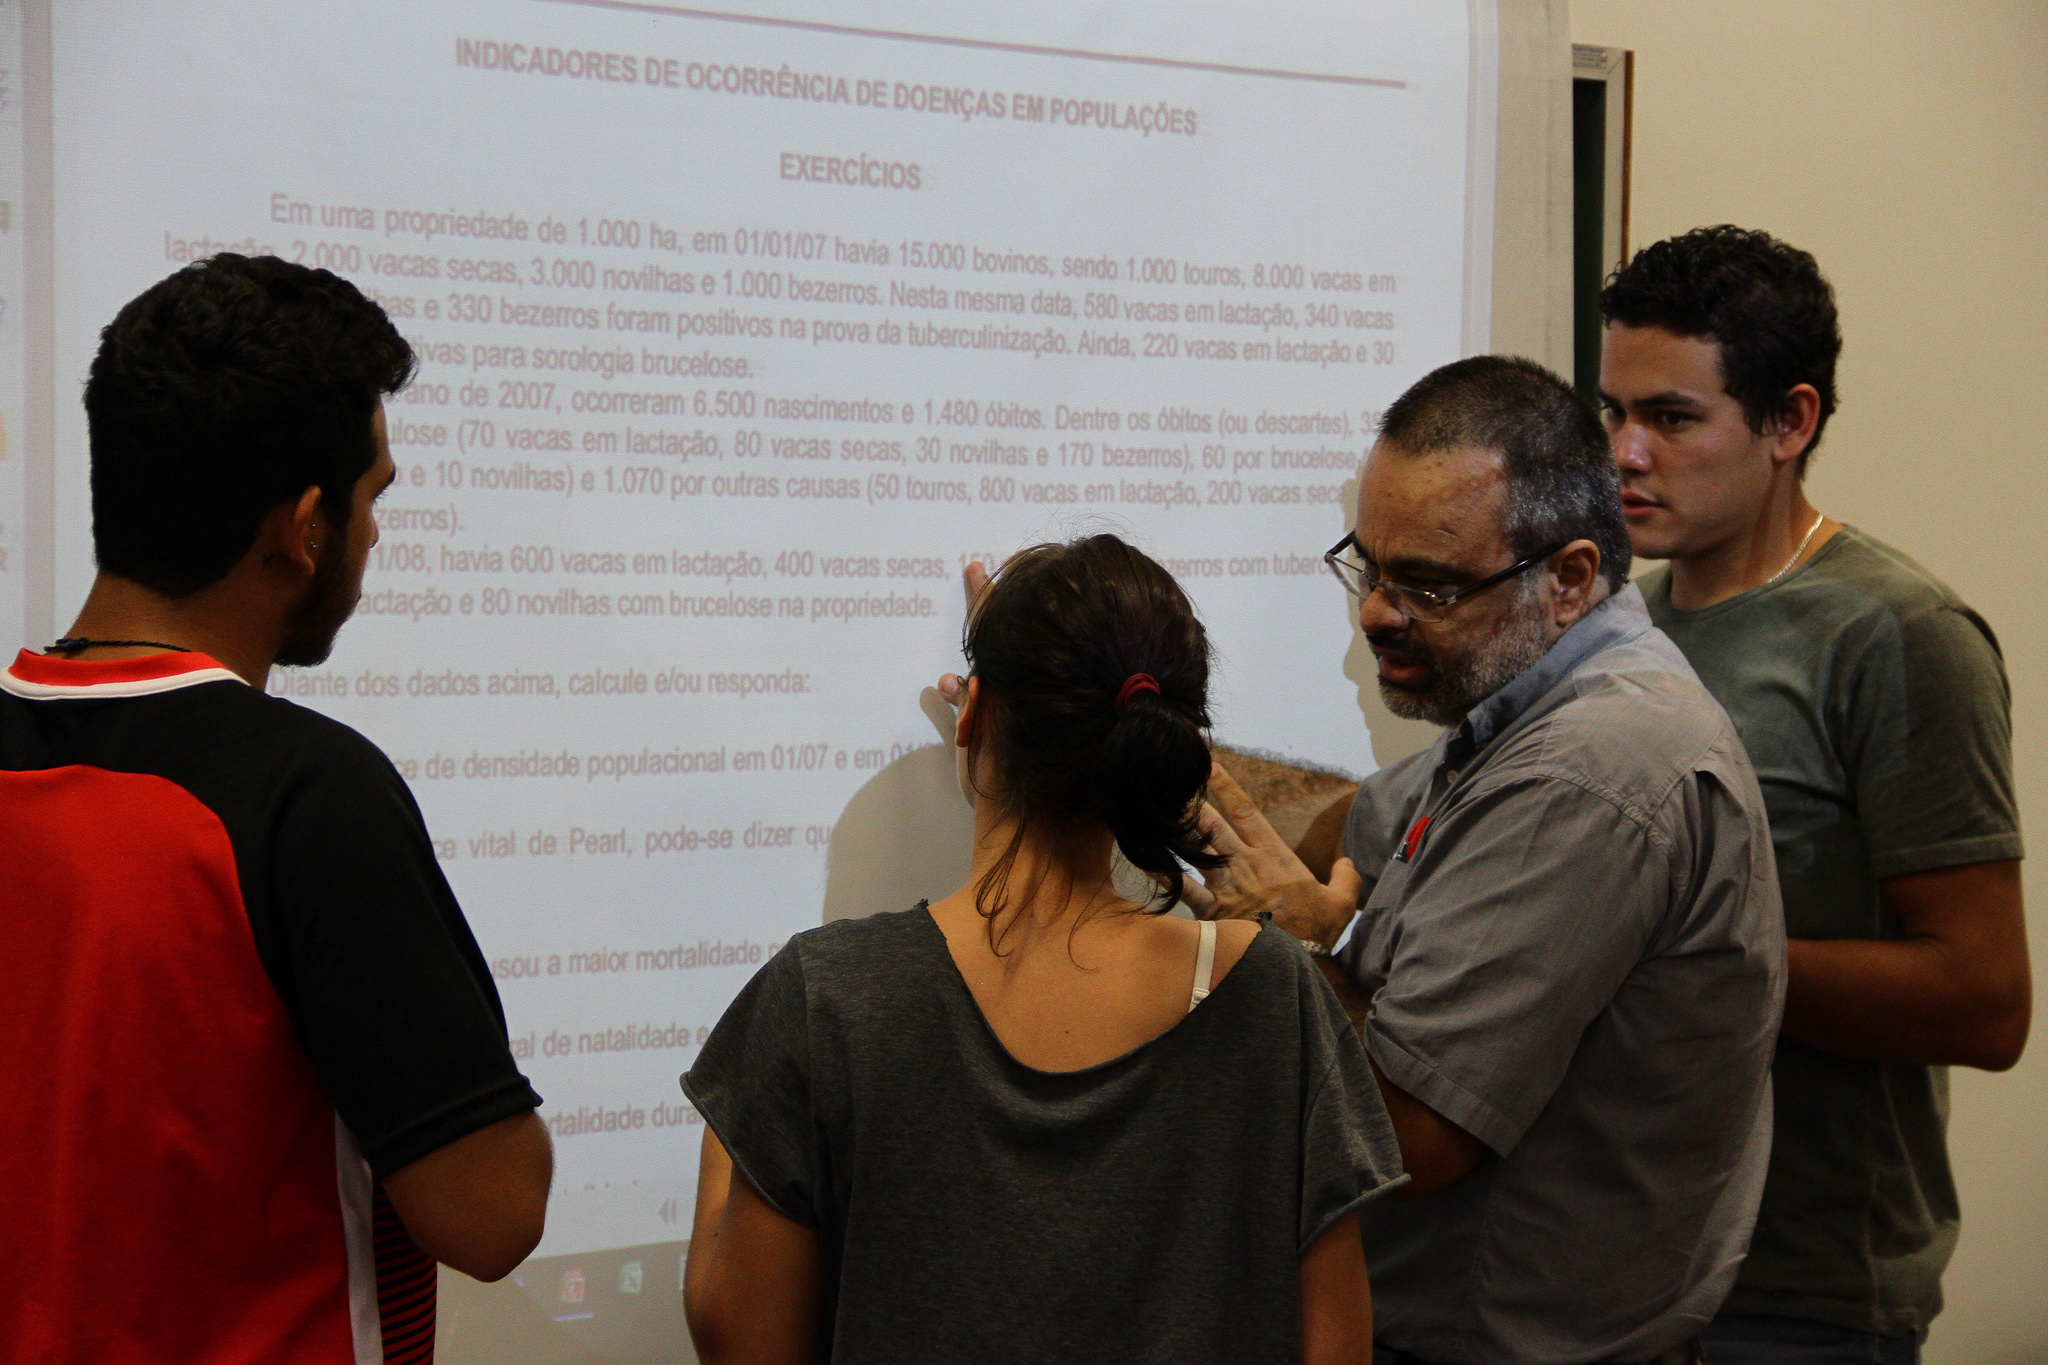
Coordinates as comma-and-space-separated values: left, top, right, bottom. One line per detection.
1378, 589, 1553, 729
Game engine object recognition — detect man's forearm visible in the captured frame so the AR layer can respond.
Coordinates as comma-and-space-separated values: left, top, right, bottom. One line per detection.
1316, 957, 1373, 1036
384, 1111, 552, 1283
1782, 859, 2030, 1070
1784, 936, 2029, 1069
1313, 959, 1482, 1196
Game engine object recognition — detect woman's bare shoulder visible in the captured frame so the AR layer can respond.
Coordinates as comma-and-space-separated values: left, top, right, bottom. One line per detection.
1147, 913, 1258, 985
1209, 916, 1259, 985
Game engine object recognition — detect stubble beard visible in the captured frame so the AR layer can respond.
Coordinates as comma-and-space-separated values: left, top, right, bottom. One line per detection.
1375, 585, 1553, 729
274, 536, 361, 668
1622, 517, 1682, 565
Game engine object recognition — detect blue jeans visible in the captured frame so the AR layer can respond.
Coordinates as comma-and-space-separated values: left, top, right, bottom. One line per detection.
1703, 1315, 1924, 1365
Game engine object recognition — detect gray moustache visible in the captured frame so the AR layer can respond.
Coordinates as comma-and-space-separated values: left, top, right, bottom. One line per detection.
1367, 637, 1432, 667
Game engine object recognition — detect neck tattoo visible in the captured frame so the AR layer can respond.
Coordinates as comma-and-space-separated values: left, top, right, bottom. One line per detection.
1764, 512, 1825, 587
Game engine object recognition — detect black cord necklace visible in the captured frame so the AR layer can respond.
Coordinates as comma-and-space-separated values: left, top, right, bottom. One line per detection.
46, 637, 195, 655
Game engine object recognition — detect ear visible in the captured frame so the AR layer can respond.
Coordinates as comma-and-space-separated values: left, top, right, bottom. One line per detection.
954, 676, 981, 748
1771, 384, 1823, 467
264, 485, 326, 577
1547, 538, 1605, 627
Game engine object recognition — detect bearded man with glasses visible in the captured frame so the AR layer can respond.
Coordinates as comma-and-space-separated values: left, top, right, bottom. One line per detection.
1189, 355, 1787, 1365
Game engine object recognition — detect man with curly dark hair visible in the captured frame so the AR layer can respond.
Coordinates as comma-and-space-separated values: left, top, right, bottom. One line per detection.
1, 254, 550, 1364
1600, 226, 2030, 1365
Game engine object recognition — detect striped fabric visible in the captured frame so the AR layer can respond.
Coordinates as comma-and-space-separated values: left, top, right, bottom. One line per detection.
373, 1185, 437, 1364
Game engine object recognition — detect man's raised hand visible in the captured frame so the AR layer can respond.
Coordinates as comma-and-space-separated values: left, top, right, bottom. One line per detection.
1184, 764, 1363, 951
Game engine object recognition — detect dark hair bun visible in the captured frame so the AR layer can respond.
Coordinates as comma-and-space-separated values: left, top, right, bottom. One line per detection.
964, 534, 1223, 912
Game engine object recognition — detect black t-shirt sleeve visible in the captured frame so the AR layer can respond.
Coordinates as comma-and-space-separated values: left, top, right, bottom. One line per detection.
681, 942, 822, 1227
266, 727, 540, 1179
1295, 951, 1407, 1254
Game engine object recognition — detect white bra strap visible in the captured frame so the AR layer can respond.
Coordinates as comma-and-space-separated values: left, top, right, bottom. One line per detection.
1188, 919, 1218, 1012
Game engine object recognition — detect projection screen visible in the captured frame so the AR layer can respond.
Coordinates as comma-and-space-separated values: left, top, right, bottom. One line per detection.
0, 1, 1567, 1357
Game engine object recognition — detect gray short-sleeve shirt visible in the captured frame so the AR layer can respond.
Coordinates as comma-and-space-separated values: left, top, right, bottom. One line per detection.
1338, 585, 1786, 1365
686, 908, 1405, 1364
1644, 527, 2021, 1336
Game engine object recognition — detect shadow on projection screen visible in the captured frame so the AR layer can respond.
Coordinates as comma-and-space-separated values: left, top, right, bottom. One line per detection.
0, 1, 1558, 1357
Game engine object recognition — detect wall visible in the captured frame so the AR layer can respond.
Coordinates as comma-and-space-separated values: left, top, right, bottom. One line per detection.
1567, 4, 2048, 1360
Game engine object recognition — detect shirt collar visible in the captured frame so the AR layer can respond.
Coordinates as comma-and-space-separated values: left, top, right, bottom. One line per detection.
2, 648, 243, 699
1443, 582, 1653, 767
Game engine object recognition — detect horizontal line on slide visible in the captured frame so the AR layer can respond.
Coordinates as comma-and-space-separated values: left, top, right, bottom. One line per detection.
536, 0, 1408, 89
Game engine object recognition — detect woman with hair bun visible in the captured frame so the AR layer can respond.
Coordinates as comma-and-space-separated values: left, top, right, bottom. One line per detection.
682, 534, 1401, 1365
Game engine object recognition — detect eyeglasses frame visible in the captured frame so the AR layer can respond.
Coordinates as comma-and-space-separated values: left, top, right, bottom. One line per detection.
1322, 532, 1571, 623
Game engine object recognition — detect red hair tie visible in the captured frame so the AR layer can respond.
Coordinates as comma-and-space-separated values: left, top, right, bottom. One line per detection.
1114, 673, 1161, 714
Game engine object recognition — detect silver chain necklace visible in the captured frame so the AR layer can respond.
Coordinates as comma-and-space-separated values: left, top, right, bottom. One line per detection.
1765, 511, 1826, 587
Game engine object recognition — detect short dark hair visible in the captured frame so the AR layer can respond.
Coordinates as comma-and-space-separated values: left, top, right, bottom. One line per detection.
1379, 354, 1631, 591
85, 253, 416, 595
964, 534, 1223, 924
1601, 225, 1841, 471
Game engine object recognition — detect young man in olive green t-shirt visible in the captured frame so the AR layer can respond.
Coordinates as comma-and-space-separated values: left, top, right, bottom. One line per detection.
1599, 226, 2030, 1365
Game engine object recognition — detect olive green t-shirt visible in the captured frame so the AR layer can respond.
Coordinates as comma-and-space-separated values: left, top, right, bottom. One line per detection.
1642, 527, 2021, 1336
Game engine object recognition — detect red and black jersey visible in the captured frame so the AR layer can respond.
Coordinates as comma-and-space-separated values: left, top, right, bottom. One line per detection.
0, 649, 541, 1364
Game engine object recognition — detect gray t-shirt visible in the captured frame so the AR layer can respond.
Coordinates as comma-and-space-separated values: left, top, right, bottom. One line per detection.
1338, 585, 1786, 1365
684, 907, 1405, 1364
1643, 527, 2021, 1336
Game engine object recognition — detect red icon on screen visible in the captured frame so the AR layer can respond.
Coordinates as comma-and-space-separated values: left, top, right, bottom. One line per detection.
559, 1269, 586, 1303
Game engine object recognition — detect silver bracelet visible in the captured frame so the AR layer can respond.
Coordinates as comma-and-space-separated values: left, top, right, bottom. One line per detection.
1296, 937, 1334, 958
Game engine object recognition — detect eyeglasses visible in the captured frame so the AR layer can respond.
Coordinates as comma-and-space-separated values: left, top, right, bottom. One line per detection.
1323, 533, 1568, 623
